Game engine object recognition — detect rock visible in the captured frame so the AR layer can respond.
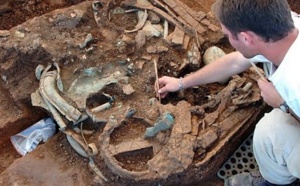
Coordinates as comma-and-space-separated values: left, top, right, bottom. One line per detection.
0, 30, 10, 37
123, 84, 135, 95
135, 30, 146, 49
203, 46, 228, 84
148, 11, 160, 24
142, 20, 163, 37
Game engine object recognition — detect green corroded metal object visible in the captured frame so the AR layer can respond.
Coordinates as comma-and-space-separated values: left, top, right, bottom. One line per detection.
144, 112, 174, 138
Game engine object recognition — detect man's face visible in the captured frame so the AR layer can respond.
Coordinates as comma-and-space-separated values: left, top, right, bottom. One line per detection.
221, 24, 257, 58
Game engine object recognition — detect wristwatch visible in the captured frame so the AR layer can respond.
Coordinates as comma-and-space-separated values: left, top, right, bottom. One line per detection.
279, 101, 289, 113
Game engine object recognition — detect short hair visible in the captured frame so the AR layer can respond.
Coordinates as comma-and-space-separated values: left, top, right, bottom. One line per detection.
212, 0, 295, 42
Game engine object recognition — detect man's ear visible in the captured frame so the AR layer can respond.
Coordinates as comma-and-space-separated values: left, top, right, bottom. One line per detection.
239, 32, 250, 44
240, 31, 257, 45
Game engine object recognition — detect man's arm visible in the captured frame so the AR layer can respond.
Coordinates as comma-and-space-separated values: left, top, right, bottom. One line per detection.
181, 51, 252, 88
156, 51, 252, 97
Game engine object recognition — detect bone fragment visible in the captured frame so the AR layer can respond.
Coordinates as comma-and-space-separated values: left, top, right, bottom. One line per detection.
91, 102, 112, 113
163, 20, 168, 39
242, 82, 253, 92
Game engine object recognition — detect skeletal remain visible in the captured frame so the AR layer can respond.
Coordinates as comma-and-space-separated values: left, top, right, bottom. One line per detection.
163, 20, 168, 39
242, 82, 253, 92
91, 102, 112, 113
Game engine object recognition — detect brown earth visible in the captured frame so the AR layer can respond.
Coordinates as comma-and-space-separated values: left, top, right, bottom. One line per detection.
0, 0, 299, 186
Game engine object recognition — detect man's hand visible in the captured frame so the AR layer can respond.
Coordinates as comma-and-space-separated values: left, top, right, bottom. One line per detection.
257, 79, 283, 108
155, 76, 181, 98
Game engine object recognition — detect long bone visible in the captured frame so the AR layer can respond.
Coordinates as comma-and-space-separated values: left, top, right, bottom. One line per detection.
39, 65, 82, 123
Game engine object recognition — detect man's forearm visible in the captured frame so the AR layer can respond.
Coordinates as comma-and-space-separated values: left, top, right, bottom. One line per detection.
181, 51, 251, 88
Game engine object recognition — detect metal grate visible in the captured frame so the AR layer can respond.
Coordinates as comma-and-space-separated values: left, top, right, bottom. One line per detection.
217, 133, 259, 180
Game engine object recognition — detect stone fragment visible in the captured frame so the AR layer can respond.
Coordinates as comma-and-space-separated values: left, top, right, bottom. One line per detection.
14, 30, 25, 38
156, 46, 168, 53
183, 34, 190, 50
203, 46, 226, 66
188, 42, 201, 68
200, 19, 210, 26
208, 24, 220, 32
148, 11, 160, 24
142, 21, 163, 37
123, 84, 135, 95
203, 46, 228, 84
135, 30, 146, 49
201, 129, 218, 148
0, 30, 10, 37
141, 55, 152, 61
171, 26, 185, 45
195, 11, 206, 21
165, 32, 173, 43
146, 45, 157, 54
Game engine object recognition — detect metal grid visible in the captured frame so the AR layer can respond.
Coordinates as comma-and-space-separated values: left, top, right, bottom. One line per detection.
217, 133, 259, 180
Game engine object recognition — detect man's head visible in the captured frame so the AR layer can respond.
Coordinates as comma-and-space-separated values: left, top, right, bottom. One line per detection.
212, 0, 295, 42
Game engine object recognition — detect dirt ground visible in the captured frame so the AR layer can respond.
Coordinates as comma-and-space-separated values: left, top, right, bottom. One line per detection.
0, 0, 299, 186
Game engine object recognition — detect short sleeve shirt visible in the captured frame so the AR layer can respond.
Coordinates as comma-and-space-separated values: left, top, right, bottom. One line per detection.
249, 12, 300, 116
